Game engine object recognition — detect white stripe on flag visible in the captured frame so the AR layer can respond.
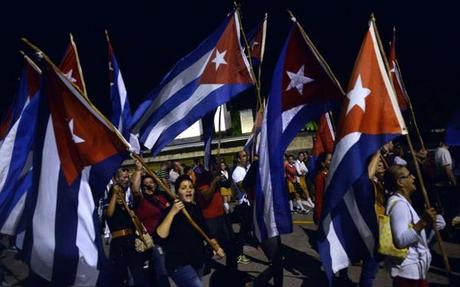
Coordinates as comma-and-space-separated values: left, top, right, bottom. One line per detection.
343, 188, 375, 254
0, 119, 20, 190
74, 166, 99, 286
255, 110, 278, 241
0, 192, 26, 235
325, 132, 361, 190
323, 213, 350, 273
134, 50, 213, 131
281, 105, 306, 133
116, 70, 128, 132
31, 117, 59, 281
144, 84, 223, 148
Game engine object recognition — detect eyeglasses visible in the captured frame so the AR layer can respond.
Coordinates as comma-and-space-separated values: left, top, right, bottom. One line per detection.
399, 174, 412, 179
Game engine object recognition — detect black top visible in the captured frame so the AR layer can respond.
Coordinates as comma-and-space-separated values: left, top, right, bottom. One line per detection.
105, 202, 134, 232
157, 203, 209, 271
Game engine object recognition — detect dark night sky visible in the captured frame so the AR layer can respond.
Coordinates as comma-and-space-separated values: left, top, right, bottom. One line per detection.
1, 0, 459, 132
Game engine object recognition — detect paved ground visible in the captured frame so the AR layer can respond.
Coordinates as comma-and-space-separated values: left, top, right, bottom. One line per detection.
1, 212, 459, 286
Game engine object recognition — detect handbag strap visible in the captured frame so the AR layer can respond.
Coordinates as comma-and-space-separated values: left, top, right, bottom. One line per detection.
118, 191, 147, 236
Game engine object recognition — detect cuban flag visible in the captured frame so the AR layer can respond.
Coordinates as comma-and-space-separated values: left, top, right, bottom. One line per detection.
130, 11, 254, 155
59, 34, 88, 97
308, 112, 336, 177
246, 13, 267, 67
106, 32, 140, 154
388, 27, 410, 112
317, 19, 407, 282
254, 19, 343, 241
0, 55, 41, 235
21, 54, 128, 286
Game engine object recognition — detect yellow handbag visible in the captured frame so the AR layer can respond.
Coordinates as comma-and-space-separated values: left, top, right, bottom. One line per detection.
377, 200, 409, 261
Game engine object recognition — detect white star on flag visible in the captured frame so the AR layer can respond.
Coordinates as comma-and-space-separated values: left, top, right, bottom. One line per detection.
68, 119, 85, 143
211, 49, 227, 71
346, 75, 371, 115
285, 65, 314, 94
64, 70, 77, 83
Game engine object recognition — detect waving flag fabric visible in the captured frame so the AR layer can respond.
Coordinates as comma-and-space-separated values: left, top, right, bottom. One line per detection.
59, 34, 87, 96
388, 27, 409, 111
246, 14, 267, 66
130, 11, 254, 155
0, 55, 41, 235
21, 53, 127, 286
106, 32, 139, 154
254, 20, 343, 241
318, 19, 407, 282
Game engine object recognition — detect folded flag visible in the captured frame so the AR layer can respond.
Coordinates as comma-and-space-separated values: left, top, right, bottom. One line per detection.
130, 10, 254, 155
388, 27, 410, 111
318, 18, 407, 283
246, 13, 267, 67
59, 34, 87, 97
106, 32, 140, 152
254, 16, 343, 241
0, 55, 41, 235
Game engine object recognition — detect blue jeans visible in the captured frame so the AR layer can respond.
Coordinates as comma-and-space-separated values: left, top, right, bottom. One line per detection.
359, 256, 379, 287
168, 265, 203, 287
149, 245, 170, 287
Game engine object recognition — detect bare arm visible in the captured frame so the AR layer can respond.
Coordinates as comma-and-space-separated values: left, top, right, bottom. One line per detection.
200, 176, 221, 201
104, 187, 120, 218
156, 200, 184, 239
131, 160, 143, 200
444, 165, 457, 186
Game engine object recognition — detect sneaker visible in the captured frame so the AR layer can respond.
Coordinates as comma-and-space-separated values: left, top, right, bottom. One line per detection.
237, 254, 251, 264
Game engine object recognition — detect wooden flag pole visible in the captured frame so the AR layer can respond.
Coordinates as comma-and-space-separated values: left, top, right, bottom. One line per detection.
371, 16, 452, 276
391, 27, 426, 150
129, 154, 218, 250
234, 4, 263, 108
69, 33, 88, 98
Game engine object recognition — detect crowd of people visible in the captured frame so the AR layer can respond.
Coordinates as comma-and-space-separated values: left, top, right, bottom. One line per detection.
1, 140, 459, 286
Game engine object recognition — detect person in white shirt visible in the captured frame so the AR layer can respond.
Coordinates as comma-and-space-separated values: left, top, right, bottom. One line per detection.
294, 152, 314, 209
231, 150, 252, 264
384, 165, 446, 286
434, 142, 456, 186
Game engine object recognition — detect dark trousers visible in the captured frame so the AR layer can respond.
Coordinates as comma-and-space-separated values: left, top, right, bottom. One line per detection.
233, 203, 255, 247
205, 215, 239, 270
253, 236, 283, 287
148, 245, 170, 287
109, 235, 146, 287
168, 264, 204, 287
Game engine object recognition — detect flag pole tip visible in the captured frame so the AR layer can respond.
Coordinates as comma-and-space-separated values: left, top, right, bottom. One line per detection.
369, 13, 376, 21
287, 9, 296, 22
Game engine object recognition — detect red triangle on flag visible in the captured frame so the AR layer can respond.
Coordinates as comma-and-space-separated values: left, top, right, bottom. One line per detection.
337, 21, 406, 140
199, 13, 253, 85
45, 66, 126, 185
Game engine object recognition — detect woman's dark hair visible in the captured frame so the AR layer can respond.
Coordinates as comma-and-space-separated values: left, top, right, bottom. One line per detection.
174, 174, 193, 192
316, 152, 330, 171
383, 165, 405, 192
195, 169, 213, 187
141, 175, 156, 190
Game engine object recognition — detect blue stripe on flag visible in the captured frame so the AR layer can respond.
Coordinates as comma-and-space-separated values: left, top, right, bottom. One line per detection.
52, 171, 80, 285
150, 83, 252, 156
